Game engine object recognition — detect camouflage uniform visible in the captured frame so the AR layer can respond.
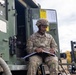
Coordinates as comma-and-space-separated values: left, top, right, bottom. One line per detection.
26, 32, 58, 75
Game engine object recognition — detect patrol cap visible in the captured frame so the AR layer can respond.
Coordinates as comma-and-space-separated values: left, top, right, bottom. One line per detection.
36, 19, 49, 26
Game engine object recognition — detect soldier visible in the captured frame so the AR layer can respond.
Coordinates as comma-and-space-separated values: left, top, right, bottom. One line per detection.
26, 19, 58, 75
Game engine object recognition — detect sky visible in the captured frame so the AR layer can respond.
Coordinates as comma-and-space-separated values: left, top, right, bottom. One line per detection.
36, 0, 76, 52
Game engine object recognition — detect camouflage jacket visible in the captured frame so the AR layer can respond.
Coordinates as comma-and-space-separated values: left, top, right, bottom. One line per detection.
26, 32, 58, 54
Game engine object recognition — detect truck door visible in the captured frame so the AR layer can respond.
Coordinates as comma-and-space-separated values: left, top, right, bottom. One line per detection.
32, 9, 60, 57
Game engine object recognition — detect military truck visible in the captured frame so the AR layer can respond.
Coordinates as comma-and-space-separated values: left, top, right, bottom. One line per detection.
0, 0, 60, 75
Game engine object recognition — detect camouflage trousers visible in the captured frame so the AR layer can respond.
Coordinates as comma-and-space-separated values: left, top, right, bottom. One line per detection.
27, 55, 58, 75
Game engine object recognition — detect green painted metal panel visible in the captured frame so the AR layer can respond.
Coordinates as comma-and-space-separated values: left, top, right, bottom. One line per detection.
8, 0, 16, 36
0, 17, 9, 61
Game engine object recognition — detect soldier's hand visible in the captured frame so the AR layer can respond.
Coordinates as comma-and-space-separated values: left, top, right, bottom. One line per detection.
49, 48, 55, 54
35, 48, 44, 53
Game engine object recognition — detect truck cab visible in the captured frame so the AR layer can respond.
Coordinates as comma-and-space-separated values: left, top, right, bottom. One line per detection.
0, 0, 60, 74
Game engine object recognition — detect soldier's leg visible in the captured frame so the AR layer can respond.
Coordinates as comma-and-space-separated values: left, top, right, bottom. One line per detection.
45, 56, 58, 75
27, 55, 42, 75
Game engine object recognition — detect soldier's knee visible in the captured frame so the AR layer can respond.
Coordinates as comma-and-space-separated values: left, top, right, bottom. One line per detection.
29, 60, 40, 66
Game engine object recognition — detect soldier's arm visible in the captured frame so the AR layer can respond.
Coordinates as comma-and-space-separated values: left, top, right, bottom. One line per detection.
50, 36, 58, 54
26, 37, 37, 54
